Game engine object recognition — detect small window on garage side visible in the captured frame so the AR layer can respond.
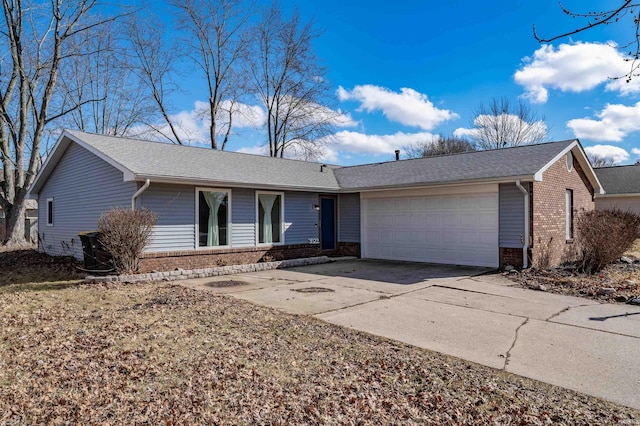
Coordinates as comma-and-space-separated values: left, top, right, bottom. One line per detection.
565, 189, 573, 241
197, 189, 230, 248
257, 192, 283, 245
566, 151, 573, 172
46, 198, 54, 226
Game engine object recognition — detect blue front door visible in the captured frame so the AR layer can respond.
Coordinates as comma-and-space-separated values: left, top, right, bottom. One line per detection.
320, 197, 336, 250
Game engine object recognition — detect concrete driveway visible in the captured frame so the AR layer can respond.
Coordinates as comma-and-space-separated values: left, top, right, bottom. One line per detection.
177, 259, 640, 410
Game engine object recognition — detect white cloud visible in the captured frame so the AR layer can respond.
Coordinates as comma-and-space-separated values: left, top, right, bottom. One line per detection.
514, 42, 640, 103
236, 145, 269, 155
337, 85, 458, 130
129, 100, 268, 145
453, 114, 548, 142
567, 102, 640, 142
632, 148, 640, 156
584, 145, 629, 164
319, 130, 437, 162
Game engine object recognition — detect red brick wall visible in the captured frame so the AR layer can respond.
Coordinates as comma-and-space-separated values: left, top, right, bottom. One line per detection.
531, 153, 594, 268
139, 242, 361, 272
500, 247, 524, 268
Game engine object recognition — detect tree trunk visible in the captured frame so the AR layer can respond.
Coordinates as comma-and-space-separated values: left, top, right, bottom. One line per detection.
4, 203, 27, 247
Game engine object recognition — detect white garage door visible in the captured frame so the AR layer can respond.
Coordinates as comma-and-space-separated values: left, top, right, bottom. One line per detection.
362, 193, 499, 267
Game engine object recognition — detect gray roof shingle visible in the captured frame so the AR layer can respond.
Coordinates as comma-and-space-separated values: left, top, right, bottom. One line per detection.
334, 140, 576, 190
67, 130, 341, 191
33, 131, 587, 194
594, 164, 640, 194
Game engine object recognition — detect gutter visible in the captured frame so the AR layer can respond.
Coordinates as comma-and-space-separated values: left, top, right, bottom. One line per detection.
131, 179, 150, 210
515, 180, 530, 269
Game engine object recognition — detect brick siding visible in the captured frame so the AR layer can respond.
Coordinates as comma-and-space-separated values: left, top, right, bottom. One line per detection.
139, 242, 361, 273
499, 247, 524, 268
531, 153, 594, 268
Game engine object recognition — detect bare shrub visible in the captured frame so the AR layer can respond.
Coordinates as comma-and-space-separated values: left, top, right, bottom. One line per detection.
573, 209, 640, 274
98, 208, 157, 274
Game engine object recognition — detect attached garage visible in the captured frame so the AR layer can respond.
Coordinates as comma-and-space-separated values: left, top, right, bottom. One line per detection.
361, 185, 499, 268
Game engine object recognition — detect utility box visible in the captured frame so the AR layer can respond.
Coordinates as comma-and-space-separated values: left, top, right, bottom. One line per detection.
78, 231, 113, 272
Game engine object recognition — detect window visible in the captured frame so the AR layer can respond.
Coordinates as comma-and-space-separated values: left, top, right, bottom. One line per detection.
257, 192, 283, 244
46, 198, 54, 226
566, 151, 573, 172
196, 189, 230, 248
565, 189, 573, 241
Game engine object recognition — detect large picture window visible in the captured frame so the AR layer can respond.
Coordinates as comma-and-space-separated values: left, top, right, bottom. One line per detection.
257, 192, 283, 244
197, 189, 230, 247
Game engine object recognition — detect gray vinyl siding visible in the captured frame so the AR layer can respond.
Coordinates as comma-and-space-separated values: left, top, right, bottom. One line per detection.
284, 191, 319, 244
37, 142, 136, 259
339, 193, 360, 242
231, 188, 256, 247
139, 184, 195, 252
499, 183, 525, 248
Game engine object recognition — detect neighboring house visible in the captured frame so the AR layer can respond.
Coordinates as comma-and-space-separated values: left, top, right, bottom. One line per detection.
594, 164, 640, 215
0, 170, 38, 219
0, 169, 38, 243
28, 130, 603, 270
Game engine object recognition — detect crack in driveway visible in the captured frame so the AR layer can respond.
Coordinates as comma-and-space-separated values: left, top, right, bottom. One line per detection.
503, 317, 529, 370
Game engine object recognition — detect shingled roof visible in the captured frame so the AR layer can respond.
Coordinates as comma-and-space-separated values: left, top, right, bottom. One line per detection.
594, 164, 640, 195
30, 130, 602, 195
334, 140, 577, 190
47, 130, 341, 192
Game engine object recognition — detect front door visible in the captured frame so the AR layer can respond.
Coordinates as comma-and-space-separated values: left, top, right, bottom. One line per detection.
320, 196, 336, 250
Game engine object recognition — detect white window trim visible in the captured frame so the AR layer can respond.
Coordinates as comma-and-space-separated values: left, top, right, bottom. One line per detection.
566, 151, 573, 172
46, 198, 54, 226
195, 187, 232, 249
565, 189, 573, 241
256, 191, 285, 246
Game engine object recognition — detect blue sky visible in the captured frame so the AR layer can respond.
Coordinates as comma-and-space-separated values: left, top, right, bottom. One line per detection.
151, 0, 640, 166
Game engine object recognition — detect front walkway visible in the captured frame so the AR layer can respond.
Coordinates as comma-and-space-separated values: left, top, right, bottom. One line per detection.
177, 259, 640, 410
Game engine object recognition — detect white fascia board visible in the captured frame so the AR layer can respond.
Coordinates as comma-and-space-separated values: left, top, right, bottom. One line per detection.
595, 193, 640, 198
533, 140, 605, 194
349, 176, 535, 194
133, 175, 341, 193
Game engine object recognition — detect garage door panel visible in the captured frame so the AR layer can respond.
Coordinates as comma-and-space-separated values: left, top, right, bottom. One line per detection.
363, 193, 499, 267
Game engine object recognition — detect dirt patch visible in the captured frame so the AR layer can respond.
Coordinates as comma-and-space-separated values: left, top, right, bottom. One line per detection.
0, 248, 85, 289
0, 282, 637, 424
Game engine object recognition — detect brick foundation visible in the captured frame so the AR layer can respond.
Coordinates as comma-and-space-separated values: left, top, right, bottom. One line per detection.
500, 247, 523, 268
139, 242, 361, 273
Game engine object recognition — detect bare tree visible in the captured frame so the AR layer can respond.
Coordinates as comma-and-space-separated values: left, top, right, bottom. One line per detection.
249, 3, 336, 159
171, 0, 253, 150
404, 135, 476, 159
588, 154, 617, 168
55, 21, 155, 136
0, 0, 124, 246
534, 2, 640, 82
461, 98, 548, 150
124, 15, 186, 144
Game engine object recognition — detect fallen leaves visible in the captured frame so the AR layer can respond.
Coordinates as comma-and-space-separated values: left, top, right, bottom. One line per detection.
0, 282, 638, 424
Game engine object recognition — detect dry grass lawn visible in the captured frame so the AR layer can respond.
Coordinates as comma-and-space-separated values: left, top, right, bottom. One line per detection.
1, 278, 639, 425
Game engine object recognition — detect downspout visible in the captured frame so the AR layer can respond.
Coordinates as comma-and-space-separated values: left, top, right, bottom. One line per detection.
131, 179, 150, 210
515, 180, 529, 269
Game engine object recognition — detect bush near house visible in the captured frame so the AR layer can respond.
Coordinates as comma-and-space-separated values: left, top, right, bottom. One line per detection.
571, 209, 640, 274
97, 208, 156, 274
